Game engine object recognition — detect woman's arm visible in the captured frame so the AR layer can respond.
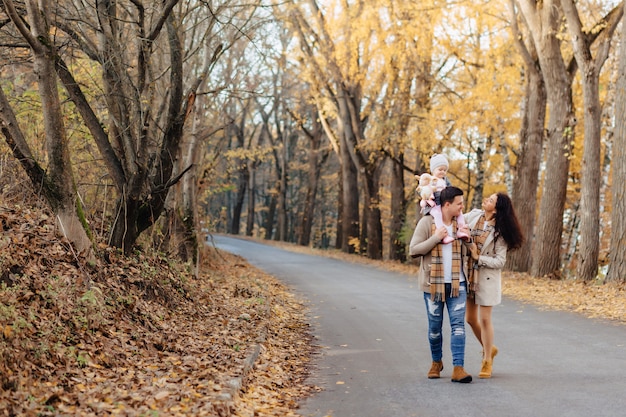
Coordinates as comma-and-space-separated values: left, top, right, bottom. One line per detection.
463, 208, 484, 227
477, 236, 508, 270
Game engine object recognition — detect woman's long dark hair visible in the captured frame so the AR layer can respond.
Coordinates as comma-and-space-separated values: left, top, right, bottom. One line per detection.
493, 193, 524, 250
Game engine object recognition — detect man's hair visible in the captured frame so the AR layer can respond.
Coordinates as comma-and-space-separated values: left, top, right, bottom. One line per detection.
440, 186, 463, 206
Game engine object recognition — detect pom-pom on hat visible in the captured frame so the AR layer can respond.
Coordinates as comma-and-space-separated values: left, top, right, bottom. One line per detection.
430, 154, 449, 173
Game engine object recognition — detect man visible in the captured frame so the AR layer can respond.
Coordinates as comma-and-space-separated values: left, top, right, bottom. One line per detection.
409, 186, 472, 383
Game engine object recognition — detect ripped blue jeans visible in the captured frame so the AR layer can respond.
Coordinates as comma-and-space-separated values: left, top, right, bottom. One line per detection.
423, 282, 467, 367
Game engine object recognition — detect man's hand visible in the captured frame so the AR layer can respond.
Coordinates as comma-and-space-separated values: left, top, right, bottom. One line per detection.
434, 226, 448, 241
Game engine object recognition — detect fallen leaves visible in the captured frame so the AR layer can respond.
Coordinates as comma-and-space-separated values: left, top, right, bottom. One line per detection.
502, 272, 626, 323
0, 205, 314, 417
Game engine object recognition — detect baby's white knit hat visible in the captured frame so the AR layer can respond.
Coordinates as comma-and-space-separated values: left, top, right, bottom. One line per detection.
430, 154, 449, 173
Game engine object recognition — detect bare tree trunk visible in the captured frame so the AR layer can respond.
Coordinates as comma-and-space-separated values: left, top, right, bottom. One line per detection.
388, 157, 407, 262
563, 201, 581, 274
227, 113, 249, 236
599, 139, 612, 247
264, 193, 277, 240
517, 0, 576, 278
359, 185, 368, 255
0, 0, 93, 259
298, 118, 327, 247
607, 7, 626, 283
363, 163, 384, 259
561, 0, 623, 282
575, 74, 602, 281
531, 94, 574, 278
275, 150, 288, 242
230, 157, 249, 235
499, 137, 513, 196
180, 158, 199, 263
107, 14, 188, 253
298, 156, 319, 246
246, 170, 256, 236
335, 163, 344, 250
338, 98, 360, 254
506, 6, 547, 272
164, 108, 199, 264
471, 138, 486, 209
508, 70, 546, 271
318, 112, 343, 250
166, 41, 224, 264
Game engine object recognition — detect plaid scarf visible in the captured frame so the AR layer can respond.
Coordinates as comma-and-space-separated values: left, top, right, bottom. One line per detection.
429, 218, 462, 301
467, 214, 495, 296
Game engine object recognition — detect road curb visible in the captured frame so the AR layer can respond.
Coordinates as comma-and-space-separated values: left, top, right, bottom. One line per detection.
221, 324, 268, 414
226, 341, 262, 396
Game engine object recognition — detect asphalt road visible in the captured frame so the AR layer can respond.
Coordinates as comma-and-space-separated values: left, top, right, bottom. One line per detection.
211, 235, 626, 417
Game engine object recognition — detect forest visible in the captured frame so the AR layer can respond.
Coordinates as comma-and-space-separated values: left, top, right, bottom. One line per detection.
1, 0, 626, 283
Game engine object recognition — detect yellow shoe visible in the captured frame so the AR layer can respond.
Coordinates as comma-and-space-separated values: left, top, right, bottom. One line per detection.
479, 360, 492, 379
428, 361, 443, 379
491, 345, 498, 361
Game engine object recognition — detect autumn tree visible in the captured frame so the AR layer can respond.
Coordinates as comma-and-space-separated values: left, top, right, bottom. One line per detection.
225, 98, 255, 235
251, 48, 300, 242
0, 0, 93, 259
286, 0, 363, 255
515, 0, 579, 278
165, 0, 262, 262
422, 2, 523, 212
377, 2, 436, 262
561, 1, 623, 282
607, 4, 626, 283
291, 103, 331, 247
286, 0, 458, 259
1, 0, 196, 254
506, 0, 547, 272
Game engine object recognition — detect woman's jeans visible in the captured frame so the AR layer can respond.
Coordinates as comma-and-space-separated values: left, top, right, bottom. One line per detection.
423, 282, 467, 367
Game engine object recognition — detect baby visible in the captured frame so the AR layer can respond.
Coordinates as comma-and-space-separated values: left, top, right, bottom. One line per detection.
419, 154, 469, 244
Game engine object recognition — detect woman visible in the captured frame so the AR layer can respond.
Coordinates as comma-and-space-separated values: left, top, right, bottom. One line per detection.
464, 193, 524, 379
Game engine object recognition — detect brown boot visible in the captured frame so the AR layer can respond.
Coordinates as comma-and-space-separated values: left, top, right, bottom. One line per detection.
451, 366, 472, 383
479, 360, 492, 379
427, 361, 443, 379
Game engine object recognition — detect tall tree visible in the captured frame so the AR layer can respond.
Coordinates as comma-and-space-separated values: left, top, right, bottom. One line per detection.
561, 1, 623, 282
287, 0, 454, 259
227, 104, 251, 235
287, 0, 364, 255
607, 3, 626, 283
0, 0, 208, 254
506, 0, 547, 272
294, 106, 330, 247
516, 0, 577, 278
167, 0, 261, 262
0, 0, 93, 259
381, 1, 435, 262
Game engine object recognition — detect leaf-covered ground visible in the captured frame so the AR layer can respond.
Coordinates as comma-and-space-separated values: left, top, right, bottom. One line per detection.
2, 204, 625, 417
0, 204, 313, 416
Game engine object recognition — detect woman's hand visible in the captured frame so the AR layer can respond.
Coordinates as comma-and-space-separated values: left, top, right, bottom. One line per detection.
469, 243, 479, 260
